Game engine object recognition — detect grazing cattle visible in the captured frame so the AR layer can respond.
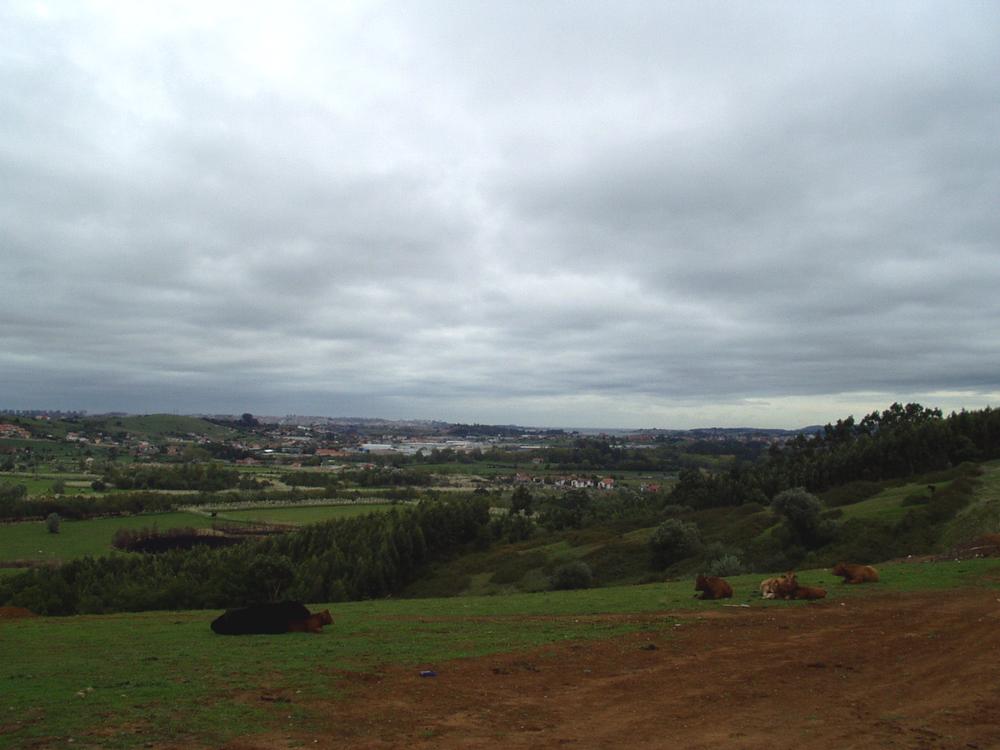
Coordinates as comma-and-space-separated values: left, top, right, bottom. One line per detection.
211, 601, 312, 635
791, 585, 827, 600
695, 574, 733, 600
832, 562, 879, 584
760, 572, 798, 600
287, 609, 334, 633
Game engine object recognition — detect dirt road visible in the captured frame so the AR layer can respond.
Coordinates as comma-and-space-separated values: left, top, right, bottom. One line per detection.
228, 588, 1000, 750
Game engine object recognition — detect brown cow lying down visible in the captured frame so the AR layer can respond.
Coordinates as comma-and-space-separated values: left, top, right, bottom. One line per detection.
287, 609, 334, 633
790, 585, 827, 600
695, 575, 733, 600
832, 562, 879, 584
211, 601, 331, 635
760, 572, 798, 600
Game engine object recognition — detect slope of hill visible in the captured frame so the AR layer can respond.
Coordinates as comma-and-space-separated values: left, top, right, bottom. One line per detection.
404, 460, 1000, 598
1, 559, 998, 749
88, 414, 239, 441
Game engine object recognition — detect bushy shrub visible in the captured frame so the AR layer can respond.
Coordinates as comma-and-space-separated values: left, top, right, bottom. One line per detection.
490, 512, 536, 543
45, 513, 60, 534
771, 487, 836, 549
550, 561, 592, 590
509, 485, 534, 515
703, 554, 743, 577
649, 519, 702, 568
698, 540, 744, 576
538, 490, 592, 530
0, 483, 28, 504
924, 476, 978, 522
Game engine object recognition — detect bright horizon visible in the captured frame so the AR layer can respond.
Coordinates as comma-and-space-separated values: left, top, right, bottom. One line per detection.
4, 391, 996, 432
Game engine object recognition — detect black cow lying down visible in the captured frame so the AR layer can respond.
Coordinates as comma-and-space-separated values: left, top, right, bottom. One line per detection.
211, 601, 311, 635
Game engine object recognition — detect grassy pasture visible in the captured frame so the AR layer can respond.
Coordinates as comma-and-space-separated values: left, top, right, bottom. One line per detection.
836, 460, 1000, 525
85, 414, 237, 441
0, 473, 101, 498
1, 558, 997, 749
0, 506, 399, 571
0, 512, 215, 567
941, 459, 1000, 546
836, 480, 939, 522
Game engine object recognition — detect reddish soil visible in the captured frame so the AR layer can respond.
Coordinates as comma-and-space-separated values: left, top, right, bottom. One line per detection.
0, 605, 37, 619
224, 588, 1000, 750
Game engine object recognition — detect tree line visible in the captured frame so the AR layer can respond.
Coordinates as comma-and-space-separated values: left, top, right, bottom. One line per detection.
0, 497, 491, 615
102, 463, 240, 491
669, 404, 1000, 510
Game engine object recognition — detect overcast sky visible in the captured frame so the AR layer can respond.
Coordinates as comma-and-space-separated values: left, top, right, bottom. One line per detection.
2, 1, 999, 428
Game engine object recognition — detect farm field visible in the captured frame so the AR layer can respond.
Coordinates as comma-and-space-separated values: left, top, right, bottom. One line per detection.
0, 512, 214, 568
0, 473, 102, 497
839, 459, 1000, 523
0, 438, 109, 468
1, 558, 999, 749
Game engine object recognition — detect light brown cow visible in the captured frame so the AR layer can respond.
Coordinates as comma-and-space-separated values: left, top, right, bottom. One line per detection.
832, 562, 879, 584
760, 572, 798, 600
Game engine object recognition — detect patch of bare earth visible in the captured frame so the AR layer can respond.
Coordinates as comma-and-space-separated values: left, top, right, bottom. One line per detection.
227, 588, 1000, 750
0, 605, 37, 619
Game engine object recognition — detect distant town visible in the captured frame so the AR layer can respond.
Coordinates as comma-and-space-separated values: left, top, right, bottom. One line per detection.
0, 408, 820, 466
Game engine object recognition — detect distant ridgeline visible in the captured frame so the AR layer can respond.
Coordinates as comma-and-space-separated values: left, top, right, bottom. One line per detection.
0, 498, 490, 615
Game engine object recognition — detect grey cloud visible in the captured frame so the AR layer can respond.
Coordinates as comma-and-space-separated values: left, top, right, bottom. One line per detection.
1, 2, 998, 427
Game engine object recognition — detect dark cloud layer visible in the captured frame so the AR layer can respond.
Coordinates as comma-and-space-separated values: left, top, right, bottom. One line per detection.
2, 1, 998, 427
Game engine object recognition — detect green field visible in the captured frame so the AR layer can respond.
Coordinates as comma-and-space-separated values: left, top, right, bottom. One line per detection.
0, 513, 214, 567
0, 505, 400, 572
2, 557, 997, 749
837, 460, 1000, 524
837, 480, 940, 522
941, 460, 1000, 546
86, 414, 238, 441
214, 503, 399, 525
0, 472, 101, 498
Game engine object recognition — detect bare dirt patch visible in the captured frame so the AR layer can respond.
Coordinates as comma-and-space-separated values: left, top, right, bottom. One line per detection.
946, 533, 1000, 560
242, 588, 1000, 750
0, 605, 37, 619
